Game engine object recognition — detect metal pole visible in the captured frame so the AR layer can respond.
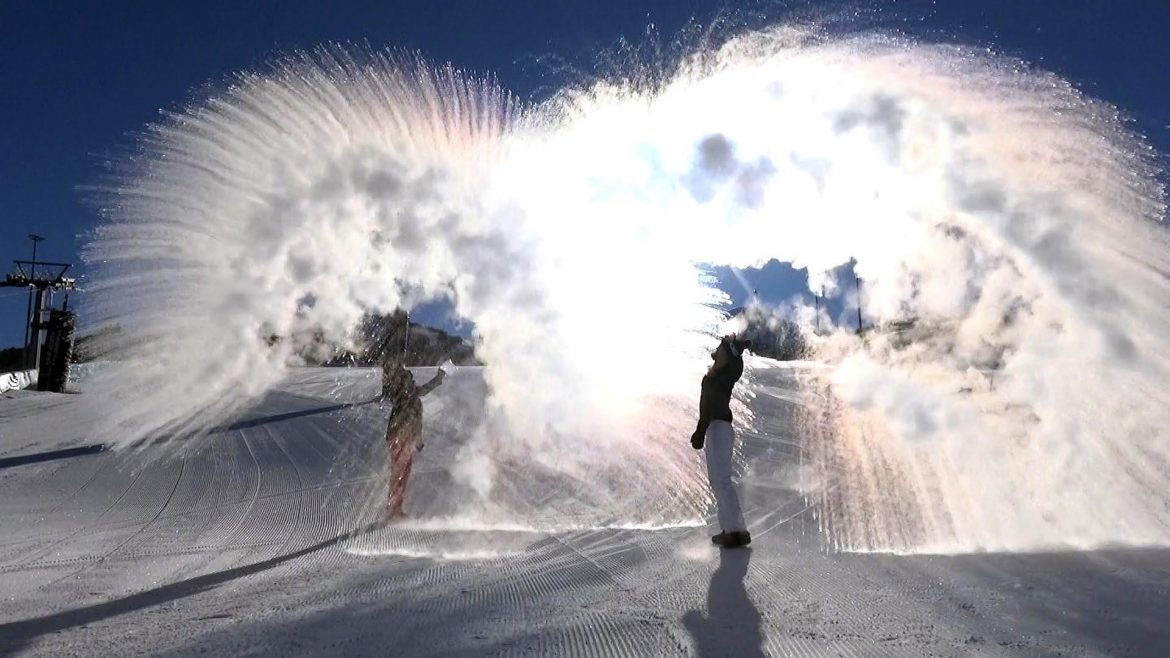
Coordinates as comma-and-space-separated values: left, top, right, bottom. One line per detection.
820, 285, 827, 332
402, 312, 410, 362
23, 290, 33, 367
31, 287, 48, 372
24, 234, 45, 369
855, 276, 863, 334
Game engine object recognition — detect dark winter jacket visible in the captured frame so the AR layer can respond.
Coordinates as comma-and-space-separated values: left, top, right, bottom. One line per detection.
696, 355, 744, 439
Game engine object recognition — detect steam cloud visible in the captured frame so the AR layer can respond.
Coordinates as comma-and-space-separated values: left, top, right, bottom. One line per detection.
82, 29, 1170, 552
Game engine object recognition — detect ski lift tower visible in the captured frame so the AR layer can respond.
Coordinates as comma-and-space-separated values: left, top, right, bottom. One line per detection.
2, 235, 78, 371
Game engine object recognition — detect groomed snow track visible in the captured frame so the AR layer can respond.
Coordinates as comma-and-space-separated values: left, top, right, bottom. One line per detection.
1, 365, 1168, 656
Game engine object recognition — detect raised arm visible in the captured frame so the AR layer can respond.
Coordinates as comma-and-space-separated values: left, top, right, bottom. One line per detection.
417, 369, 446, 397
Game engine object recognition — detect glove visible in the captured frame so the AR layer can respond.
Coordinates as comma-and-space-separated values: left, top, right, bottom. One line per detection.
690, 430, 705, 450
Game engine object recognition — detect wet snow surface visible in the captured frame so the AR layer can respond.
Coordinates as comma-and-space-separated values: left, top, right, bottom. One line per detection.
1, 366, 1168, 656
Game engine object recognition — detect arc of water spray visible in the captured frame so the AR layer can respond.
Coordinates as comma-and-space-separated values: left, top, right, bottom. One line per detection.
80, 31, 1170, 553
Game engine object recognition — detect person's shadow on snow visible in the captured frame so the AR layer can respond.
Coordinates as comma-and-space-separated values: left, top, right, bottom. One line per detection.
683, 548, 765, 657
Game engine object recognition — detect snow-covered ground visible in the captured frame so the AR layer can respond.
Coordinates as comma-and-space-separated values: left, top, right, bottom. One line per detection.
1, 365, 1168, 656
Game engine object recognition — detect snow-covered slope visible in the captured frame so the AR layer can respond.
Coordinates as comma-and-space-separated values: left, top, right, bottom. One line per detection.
1, 365, 1168, 656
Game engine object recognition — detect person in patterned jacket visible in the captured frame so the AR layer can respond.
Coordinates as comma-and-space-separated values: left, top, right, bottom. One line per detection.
380, 361, 445, 520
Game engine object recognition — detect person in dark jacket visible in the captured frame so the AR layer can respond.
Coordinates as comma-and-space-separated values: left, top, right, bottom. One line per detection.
691, 335, 752, 548
381, 362, 445, 520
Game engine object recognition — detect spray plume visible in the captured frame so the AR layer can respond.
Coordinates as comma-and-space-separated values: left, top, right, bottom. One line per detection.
82, 28, 1170, 552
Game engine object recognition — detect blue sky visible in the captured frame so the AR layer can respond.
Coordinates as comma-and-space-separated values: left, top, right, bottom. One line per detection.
2, 0, 1168, 348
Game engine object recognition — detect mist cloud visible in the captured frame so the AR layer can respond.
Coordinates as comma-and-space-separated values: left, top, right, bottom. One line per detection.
83, 32, 1170, 550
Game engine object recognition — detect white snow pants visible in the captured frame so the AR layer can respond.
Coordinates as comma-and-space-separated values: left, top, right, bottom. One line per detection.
704, 420, 746, 532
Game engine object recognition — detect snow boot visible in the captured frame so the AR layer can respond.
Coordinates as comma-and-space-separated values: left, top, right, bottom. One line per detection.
711, 530, 751, 548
